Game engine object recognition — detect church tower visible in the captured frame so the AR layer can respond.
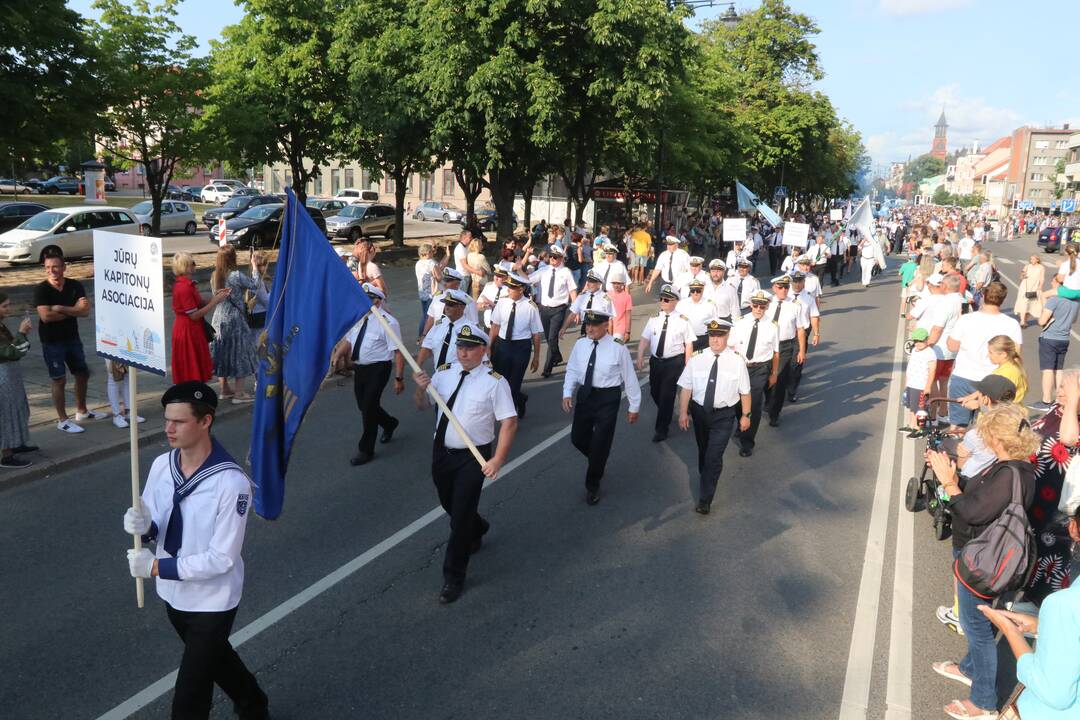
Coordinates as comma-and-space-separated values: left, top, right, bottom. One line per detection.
931, 108, 948, 159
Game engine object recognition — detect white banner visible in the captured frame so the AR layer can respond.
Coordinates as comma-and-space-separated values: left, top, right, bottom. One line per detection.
93, 230, 167, 375
829, 208, 843, 222
783, 222, 810, 248
723, 218, 746, 245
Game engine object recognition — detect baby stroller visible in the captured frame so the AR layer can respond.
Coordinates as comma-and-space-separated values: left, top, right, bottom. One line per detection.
900, 400, 957, 541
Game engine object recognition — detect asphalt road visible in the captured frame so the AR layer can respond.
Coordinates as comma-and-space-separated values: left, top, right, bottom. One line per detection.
1, 236, 1072, 720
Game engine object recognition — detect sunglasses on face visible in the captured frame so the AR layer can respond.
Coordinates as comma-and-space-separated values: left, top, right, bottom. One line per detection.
690, 289, 702, 294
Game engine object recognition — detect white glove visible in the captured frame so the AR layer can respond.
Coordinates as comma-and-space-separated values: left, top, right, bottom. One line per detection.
127, 548, 155, 578
123, 506, 151, 536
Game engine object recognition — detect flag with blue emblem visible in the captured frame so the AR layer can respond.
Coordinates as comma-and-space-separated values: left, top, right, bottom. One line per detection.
250, 188, 371, 519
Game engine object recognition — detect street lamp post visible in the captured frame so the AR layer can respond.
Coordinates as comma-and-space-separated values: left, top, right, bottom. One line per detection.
655, 1, 739, 242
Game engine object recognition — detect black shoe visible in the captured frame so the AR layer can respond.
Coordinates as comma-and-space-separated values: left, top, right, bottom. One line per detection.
349, 452, 373, 466
651, 432, 667, 443
0, 455, 32, 469
12, 444, 38, 454
768, 417, 779, 427
586, 490, 600, 506
695, 501, 711, 515
380, 418, 399, 444
739, 447, 752, 458
541, 370, 552, 379
787, 393, 798, 403
439, 581, 464, 604
517, 401, 527, 419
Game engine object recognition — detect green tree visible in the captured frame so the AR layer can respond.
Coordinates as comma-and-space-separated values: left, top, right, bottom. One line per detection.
202, 0, 343, 206
92, 0, 208, 235
903, 154, 945, 185
931, 185, 952, 206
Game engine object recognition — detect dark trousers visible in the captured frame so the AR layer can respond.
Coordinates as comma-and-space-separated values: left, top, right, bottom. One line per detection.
768, 245, 783, 274
491, 338, 531, 410
571, 386, 622, 491
166, 604, 268, 720
539, 304, 568, 374
766, 339, 795, 421
352, 360, 395, 455
812, 264, 827, 284
432, 443, 492, 584
688, 402, 736, 504
788, 334, 810, 397
648, 354, 685, 436
737, 362, 771, 451
827, 255, 842, 285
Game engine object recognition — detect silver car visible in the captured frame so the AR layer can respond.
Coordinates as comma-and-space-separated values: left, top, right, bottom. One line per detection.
325, 203, 397, 241
413, 201, 464, 223
0, 205, 139, 264
131, 200, 198, 235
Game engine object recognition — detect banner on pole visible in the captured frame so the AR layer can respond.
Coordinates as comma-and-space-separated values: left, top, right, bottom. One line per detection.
93, 230, 166, 375
782, 222, 810, 248
722, 218, 746, 245
829, 209, 843, 221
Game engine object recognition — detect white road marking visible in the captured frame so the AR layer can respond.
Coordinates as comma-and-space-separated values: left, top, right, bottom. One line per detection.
885, 435, 916, 720
96, 378, 648, 720
837, 311, 905, 720
996, 262, 1080, 343
996, 257, 1014, 265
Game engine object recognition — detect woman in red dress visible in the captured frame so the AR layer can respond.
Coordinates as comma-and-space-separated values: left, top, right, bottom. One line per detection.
171, 252, 229, 383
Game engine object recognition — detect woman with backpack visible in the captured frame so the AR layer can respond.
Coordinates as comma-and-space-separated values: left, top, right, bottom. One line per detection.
927, 403, 1039, 720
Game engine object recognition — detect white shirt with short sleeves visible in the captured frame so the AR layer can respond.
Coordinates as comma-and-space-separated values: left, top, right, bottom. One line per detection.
705, 281, 741, 321
489, 297, 543, 340
641, 311, 695, 359
729, 314, 780, 365
906, 346, 936, 390
676, 347, 751, 408
344, 307, 400, 364
427, 291, 479, 325
675, 297, 717, 336
948, 310, 1023, 381
562, 334, 641, 412
1057, 259, 1080, 290
429, 363, 516, 449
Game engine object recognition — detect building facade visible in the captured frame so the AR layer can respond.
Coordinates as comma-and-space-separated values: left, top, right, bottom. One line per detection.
1060, 131, 1080, 203
1004, 126, 1072, 209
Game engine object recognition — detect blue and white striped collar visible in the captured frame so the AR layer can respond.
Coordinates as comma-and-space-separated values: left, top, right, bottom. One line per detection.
169, 438, 242, 499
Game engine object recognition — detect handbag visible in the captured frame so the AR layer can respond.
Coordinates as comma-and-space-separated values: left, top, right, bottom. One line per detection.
1060, 448, 1080, 515
202, 318, 216, 343
1025, 291, 1038, 300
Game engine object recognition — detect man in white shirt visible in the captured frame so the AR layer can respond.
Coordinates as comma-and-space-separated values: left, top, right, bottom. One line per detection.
421, 267, 478, 340
764, 275, 808, 426
795, 256, 823, 299
958, 230, 976, 262
532, 245, 578, 377
331, 284, 405, 466
704, 260, 741, 322
767, 226, 784, 274
826, 229, 846, 287
804, 232, 830, 284
730, 260, 760, 311
418, 289, 471, 371
729, 291, 780, 456
454, 230, 483, 295
919, 274, 964, 422
562, 309, 641, 505
489, 274, 543, 416
476, 266, 508, 329
646, 235, 690, 293
676, 319, 751, 514
785, 272, 821, 403
676, 278, 718, 350
675, 255, 709, 296
592, 244, 628, 292
636, 284, 695, 441
562, 271, 613, 337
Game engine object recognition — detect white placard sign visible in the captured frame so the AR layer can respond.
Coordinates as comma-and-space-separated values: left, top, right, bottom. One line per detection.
94, 230, 167, 375
783, 222, 810, 248
722, 218, 746, 245
829, 208, 843, 221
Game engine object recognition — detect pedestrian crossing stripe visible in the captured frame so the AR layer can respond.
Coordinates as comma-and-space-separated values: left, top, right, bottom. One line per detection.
996, 257, 1014, 265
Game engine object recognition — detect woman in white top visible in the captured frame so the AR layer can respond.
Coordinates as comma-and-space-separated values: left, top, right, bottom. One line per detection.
414, 243, 440, 342
351, 239, 387, 297
1015, 254, 1045, 328
1054, 243, 1080, 295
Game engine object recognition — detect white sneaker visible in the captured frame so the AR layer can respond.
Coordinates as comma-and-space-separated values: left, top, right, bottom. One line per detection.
134, 415, 145, 424
75, 409, 107, 421
936, 605, 965, 636
57, 419, 85, 434
112, 414, 129, 429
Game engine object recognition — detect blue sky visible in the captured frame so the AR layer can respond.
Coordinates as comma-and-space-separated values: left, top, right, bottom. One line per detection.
69, 0, 1080, 177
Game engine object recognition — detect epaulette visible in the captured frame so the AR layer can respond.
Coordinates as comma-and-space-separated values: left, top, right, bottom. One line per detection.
613, 337, 624, 345
489, 369, 503, 379
679, 314, 689, 321
693, 348, 704, 356
436, 363, 452, 371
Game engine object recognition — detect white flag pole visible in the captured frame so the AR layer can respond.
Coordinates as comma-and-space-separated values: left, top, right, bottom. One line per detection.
366, 308, 487, 468
128, 368, 145, 608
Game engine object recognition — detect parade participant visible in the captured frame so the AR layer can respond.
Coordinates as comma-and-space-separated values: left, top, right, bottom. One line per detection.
330, 284, 404, 466
675, 256, 709, 296
785, 271, 820, 403
414, 243, 440, 342
489, 274, 542, 417
646, 236, 691, 293
420, 267, 479, 340
766, 225, 784, 274
780, 245, 802, 273
803, 232, 830, 283
413, 325, 518, 604
675, 279, 717, 351
724, 240, 751, 273
607, 270, 634, 344
636, 284, 694, 442
764, 275, 807, 427
593, 244, 628, 292
417, 288, 471, 371
532, 245, 578, 377
0, 292, 34, 469
476, 266, 508, 329
676, 319, 752, 514
563, 270, 613, 338
858, 232, 880, 287
827, 230, 846, 287
704, 260, 741, 322
123, 381, 269, 719
728, 291, 779, 457
730, 260, 760, 313
795, 256, 823, 301
562, 309, 641, 505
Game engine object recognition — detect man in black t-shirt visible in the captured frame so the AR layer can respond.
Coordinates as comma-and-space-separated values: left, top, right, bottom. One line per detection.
33, 249, 103, 433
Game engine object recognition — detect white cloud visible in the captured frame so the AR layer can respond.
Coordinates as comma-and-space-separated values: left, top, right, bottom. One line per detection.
878, 0, 974, 16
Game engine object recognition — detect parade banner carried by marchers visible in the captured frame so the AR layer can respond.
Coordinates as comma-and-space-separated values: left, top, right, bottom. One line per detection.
93, 230, 166, 376
782, 222, 810, 248
723, 218, 746, 245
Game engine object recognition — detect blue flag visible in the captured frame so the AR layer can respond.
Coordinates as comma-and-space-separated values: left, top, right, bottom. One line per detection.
250, 188, 371, 519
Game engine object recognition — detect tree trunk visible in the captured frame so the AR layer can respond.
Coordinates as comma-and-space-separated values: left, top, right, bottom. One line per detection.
287, 154, 308, 206
392, 168, 408, 247
453, 165, 485, 223
488, 166, 519, 245
522, 185, 534, 234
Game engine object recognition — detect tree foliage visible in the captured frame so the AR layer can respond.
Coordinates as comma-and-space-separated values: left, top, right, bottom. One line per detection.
903, 154, 946, 185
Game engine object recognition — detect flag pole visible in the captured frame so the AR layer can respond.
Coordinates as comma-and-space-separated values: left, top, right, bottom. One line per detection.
128, 368, 145, 608
365, 307, 487, 468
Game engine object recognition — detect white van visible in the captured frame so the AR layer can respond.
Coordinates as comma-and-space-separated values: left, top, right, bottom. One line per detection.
333, 188, 380, 204
0, 205, 139, 264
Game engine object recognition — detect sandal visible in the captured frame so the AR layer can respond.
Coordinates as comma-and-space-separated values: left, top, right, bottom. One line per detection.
932, 661, 972, 687
944, 699, 996, 720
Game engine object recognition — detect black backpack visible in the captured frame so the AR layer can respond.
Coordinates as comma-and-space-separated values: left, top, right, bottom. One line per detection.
953, 465, 1036, 599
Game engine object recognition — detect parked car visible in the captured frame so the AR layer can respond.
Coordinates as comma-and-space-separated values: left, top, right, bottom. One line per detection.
217, 179, 251, 190
0, 205, 139, 263
23, 178, 45, 193
0, 201, 48, 233
333, 188, 380, 204
203, 194, 281, 229
1038, 226, 1076, 253
325, 203, 396, 241
164, 184, 199, 201
0, 179, 33, 194
306, 198, 348, 218
130, 200, 198, 236
201, 183, 237, 204
465, 208, 518, 231
209, 204, 326, 248
40, 176, 81, 195
232, 187, 259, 197
103, 176, 116, 192
414, 201, 464, 223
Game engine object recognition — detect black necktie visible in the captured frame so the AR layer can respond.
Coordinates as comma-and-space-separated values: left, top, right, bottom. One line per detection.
737, 278, 744, 303
505, 300, 516, 340
548, 268, 556, 300
665, 256, 673, 282
746, 318, 759, 360
703, 354, 719, 409
582, 340, 599, 395
351, 317, 370, 361
772, 302, 782, 324
657, 313, 669, 357
437, 320, 454, 366
603, 264, 611, 285
434, 370, 469, 449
